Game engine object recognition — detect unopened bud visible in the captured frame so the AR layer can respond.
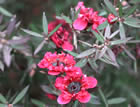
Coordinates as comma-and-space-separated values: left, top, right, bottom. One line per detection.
122, 1, 128, 6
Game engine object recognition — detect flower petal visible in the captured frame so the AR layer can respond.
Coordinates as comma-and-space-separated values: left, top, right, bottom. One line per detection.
48, 70, 60, 75
82, 76, 97, 89
62, 41, 73, 51
73, 17, 87, 30
57, 91, 72, 104
76, 91, 91, 103
55, 77, 67, 90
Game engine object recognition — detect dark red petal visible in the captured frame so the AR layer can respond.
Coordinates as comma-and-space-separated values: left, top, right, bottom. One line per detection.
57, 91, 72, 104
76, 91, 91, 103
73, 17, 88, 30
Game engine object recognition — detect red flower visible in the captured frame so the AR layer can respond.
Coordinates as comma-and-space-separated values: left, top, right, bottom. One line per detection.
48, 19, 73, 51
46, 93, 57, 100
107, 13, 117, 24
38, 52, 76, 75
55, 67, 97, 104
73, 2, 106, 31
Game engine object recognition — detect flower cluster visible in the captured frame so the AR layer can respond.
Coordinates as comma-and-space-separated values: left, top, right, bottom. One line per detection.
38, 52, 97, 104
48, 19, 73, 51
73, 2, 116, 31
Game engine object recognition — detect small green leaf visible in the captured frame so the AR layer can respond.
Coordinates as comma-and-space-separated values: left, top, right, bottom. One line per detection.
104, 0, 117, 16
111, 40, 126, 45
73, 31, 77, 49
22, 29, 43, 38
41, 85, 58, 95
76, 58, 88, 67
97, 21, 108, 30
0, 61, 4, 71
104, 24, 111, 38
73, 101, 79, 107
98, 88, 109, 107
119, 2, 123, 17
124, 6, 137, 17
124, 17, 140, 28
108, 97, 126, 105
12, 85, 29, 104
0, 6, 12, 17
88, 58, 98, 71
109, 30, 119, 39
0, 104, 7, 107
31, 99, 46, 107
65, 51, 78, 57
76, 48, 96, 58
62, 15, 72, 24
48, 24, 61, 37
0, 93, 7, 103
119, 22, 126, 40
89, 94, 101, 105
92, 30, 104, 43
42, 12, 48, 35
111, 37, 132, 45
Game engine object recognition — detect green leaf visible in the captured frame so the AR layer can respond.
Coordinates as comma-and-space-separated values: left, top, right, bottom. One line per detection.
98, 88, 109, 107
108, 97, 126, 105
0, 6, 12, 17
21, 29, 43, 38
0, 104, 7, 107
111, 40, 127, 45
12, 85, 29, 104
92, 30, 104, 43
134, 61, 137, 73
118, 2, 123, 17
65, 51, 78, 57
62, 15, 72, 24
88, 58, 98, 71
104, 24, 111, 38
73, 101, 79, 107
119, 22, 126, 40
124, 5, 137, 17
48, 24, 62, 37
0, 93, 7, 103
41, 85, 58, 95
75, 58, 88, 67
79, 40, 92, 47
89, 94, 101, 105
97, 21, 108, 30
109, 30, 119, 39
124, 17, 140, 28
104, 0, 117, 16
76, 48, 96, 58
42, 12, 48, 35
73, 31, 77, 49
0, 61, 4, 71
31, 99, 46, 107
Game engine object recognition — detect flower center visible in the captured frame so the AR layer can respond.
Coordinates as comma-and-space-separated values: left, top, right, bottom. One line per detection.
68, 82, 81, 94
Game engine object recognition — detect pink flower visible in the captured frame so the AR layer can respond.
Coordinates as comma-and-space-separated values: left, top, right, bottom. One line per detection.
46, 93, 57, 100
48, 19, 73, 51
38, 52, 76, 75
107, 13, 117, 24
55, 67, 97, 104
73, 2, 106, 31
